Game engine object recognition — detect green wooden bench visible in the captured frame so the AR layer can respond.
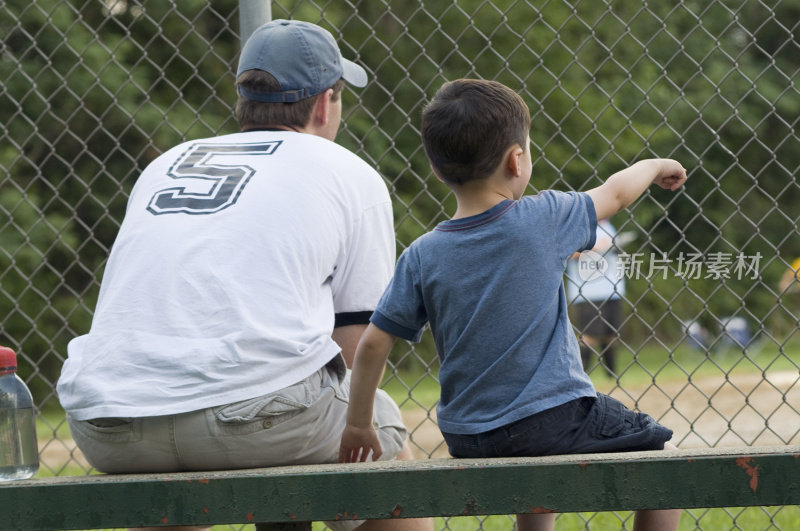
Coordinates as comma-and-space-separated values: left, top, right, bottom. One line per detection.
2, 445, 798, 530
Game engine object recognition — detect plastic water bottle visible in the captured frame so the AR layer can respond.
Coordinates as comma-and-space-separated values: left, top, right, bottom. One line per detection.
0, 346, 39, 481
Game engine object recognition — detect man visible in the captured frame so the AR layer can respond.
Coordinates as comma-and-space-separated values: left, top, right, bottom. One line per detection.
58, 19, 430, 531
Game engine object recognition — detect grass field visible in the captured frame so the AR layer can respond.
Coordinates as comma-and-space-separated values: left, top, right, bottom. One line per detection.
381, 335, 800, 411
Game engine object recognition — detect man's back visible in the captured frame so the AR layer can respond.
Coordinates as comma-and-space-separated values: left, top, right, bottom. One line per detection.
58, 129, 395, 420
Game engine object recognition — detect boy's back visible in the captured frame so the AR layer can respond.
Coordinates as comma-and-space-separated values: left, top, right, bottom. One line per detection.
372, 192, 597, 434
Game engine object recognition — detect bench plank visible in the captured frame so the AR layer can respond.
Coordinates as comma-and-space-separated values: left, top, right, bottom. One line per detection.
2, 446, 798, 530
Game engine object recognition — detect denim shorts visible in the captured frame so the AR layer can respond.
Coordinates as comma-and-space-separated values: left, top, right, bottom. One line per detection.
442, 393, 673, 458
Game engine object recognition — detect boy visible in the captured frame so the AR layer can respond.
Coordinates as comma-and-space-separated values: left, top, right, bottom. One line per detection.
340, 79, 687, 531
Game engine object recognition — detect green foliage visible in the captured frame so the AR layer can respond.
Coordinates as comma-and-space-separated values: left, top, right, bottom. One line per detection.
0, 0, 240, 408
2, 1, 799, 396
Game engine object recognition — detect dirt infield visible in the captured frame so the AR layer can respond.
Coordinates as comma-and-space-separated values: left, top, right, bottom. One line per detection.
404, 369, 800, 459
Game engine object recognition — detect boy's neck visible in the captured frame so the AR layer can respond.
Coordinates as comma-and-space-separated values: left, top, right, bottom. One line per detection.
451, 185, 515, 219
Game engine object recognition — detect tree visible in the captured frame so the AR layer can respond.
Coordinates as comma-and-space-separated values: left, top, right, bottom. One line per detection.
2, 0, 798, 402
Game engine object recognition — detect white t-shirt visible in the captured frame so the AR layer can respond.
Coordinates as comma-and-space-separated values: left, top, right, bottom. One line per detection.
57, 130, 395, 420
565, 219, 625, 303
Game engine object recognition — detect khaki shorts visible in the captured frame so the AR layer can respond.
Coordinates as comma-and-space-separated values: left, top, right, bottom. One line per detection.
68, 356, 407, 529
67, 356, 408, 531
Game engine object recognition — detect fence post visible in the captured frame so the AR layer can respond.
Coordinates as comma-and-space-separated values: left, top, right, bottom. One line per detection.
239, 0, 272, 46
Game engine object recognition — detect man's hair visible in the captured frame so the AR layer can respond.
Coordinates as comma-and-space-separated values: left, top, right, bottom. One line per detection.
421, 79, 531, 185
235, 70, 345, 129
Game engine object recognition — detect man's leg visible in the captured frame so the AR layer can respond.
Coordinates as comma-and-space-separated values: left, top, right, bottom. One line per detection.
130, 528, 209, 531
354, 441, 434, 531
632, 510, 681, 531
516, 513, 556, 531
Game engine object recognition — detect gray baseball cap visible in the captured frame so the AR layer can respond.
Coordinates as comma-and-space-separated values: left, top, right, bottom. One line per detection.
236, 19, 368, 103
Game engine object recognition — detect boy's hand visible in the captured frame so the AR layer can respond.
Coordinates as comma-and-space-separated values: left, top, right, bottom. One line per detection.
652, 159, 688, 191
588, 158, 689, 220
339, 424, 383, 463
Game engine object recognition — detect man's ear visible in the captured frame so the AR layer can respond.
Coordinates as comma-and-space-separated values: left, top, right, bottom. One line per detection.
506, 144, 525, 178
311, 88, 334, 127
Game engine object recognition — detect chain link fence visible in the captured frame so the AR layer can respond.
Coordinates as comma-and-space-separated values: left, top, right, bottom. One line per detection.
2, 0, 799, 529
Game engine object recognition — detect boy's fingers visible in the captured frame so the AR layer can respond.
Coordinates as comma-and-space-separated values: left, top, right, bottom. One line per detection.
338, 446, 350, 463
673, 173, 688, 189
339, 432, 383, 462
339, 445, 373, 463
658, 172, 686, 191
340, 446, 362, 463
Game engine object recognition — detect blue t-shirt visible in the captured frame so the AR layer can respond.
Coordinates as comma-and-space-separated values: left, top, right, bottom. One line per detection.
371, 191, 598, 434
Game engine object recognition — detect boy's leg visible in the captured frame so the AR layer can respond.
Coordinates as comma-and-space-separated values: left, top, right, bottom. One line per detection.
516, 513, 556, 531
632, 442, 681, 531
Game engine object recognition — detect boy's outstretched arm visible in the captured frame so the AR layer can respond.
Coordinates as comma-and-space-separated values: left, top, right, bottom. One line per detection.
339, 323, 397, 463
586, 159, 687, 221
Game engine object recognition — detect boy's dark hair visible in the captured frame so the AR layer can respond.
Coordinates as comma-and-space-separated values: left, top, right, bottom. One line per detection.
235, 70, 345, 130
421, 79, 531, 185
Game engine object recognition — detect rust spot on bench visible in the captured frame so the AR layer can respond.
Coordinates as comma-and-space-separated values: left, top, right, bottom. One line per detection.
735, 456, 759, 493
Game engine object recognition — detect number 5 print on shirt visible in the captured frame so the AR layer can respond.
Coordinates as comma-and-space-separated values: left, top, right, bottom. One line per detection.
147, 141, 282, 215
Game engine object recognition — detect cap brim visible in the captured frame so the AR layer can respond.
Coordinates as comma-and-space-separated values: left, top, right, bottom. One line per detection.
342, 58, 368, 88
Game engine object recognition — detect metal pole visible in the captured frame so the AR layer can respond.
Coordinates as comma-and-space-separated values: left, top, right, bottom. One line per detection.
239, 0, 271, 46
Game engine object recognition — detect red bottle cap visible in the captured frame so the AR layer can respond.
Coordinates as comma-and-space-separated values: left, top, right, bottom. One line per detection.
0, 346, 17, 371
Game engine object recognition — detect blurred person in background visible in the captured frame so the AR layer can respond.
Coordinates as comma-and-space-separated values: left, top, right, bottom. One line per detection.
566, 219, 626, 378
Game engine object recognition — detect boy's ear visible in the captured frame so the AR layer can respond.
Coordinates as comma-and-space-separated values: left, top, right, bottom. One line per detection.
506, 144, 525, 178
430, 165, 445, 182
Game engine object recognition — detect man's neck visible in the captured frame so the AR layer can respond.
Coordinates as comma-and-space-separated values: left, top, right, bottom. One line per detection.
241, 124, 303, 133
